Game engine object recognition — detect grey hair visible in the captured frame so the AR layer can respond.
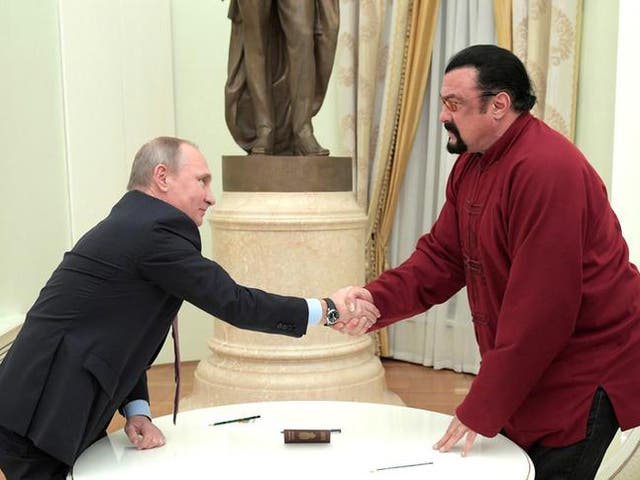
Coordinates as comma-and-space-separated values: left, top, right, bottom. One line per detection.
127, 136, 198, 190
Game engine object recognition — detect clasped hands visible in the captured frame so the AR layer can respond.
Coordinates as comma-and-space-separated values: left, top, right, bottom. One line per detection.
325, 286, 380, 335
128, 288, 478, 456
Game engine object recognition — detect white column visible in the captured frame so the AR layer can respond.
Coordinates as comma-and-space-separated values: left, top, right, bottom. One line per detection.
186, 157, 401, 407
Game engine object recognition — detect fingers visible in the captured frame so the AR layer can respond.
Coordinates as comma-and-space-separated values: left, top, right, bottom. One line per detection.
331, 321, 346, 332
337, 314, 371, 336
137, 422, 166, 449
357, 298, 380, 321
433, 419, 463, 452
136, 430, 166, 449
433, 416, 478, 456
346, 286, 373, 302
125, 416, 167, 450
343, 291, 379, 323
334, 298, 379, 335
326, 286, 381, 336
344, 286, 374, 313
343, 300, 378, 325
462, 431, 477, 457
124, 424, 141, 447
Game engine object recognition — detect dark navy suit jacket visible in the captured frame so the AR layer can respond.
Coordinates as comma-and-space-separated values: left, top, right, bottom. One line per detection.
0, 190, 308, 465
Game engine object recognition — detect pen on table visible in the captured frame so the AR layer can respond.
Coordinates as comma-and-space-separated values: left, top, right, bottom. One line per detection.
372, 461, 434, 472
209, 415, 261, 426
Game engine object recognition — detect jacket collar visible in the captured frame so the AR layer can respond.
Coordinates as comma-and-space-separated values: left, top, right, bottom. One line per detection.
474, 112, 535, 167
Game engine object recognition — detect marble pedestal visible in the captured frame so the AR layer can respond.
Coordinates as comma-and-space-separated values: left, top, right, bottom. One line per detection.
185, 155, 400, 408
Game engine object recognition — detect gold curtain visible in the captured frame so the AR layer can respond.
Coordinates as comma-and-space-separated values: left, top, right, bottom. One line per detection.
494, 0, 513, 49
512, 0, 583, 140
366, 0, 440, 356
335, 1, 409, 210
334, 2, 410, 357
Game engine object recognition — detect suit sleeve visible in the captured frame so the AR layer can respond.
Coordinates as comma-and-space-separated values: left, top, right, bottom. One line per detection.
137, 216, 309, 338
366, 171, 466, 330
118, 373, 149, 416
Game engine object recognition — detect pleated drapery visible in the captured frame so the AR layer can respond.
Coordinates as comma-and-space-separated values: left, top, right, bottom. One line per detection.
493, 0, 513, 49
512, 0, 583, 140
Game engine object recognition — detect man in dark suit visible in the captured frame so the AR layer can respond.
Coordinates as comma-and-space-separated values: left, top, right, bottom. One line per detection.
0, 136, 378, 479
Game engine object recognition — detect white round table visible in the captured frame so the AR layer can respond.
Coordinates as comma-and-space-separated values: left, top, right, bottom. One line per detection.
73, 401, 534, 479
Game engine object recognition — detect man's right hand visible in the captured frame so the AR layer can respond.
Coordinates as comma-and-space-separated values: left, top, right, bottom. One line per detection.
328, 286, 380, 335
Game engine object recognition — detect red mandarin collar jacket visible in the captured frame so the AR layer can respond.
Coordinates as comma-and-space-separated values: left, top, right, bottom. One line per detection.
366, 113, 640, 448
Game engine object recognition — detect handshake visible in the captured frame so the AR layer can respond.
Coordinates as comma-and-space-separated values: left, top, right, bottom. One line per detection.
322, 286, 380, 336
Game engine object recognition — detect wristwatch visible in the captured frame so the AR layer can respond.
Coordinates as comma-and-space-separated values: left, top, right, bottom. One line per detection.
323, 298, 340, 326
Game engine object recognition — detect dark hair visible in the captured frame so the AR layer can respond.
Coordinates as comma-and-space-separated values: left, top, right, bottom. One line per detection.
445, 44, 536, 113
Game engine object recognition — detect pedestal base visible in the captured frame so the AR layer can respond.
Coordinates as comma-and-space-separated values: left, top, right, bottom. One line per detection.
185, 155, 401, 409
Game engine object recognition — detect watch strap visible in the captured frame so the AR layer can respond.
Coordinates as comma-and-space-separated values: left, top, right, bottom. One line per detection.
322, 297, 339, 325
323, 297, 337, 312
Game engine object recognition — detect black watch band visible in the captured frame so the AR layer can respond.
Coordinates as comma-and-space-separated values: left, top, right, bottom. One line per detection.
323, 297, 340, 326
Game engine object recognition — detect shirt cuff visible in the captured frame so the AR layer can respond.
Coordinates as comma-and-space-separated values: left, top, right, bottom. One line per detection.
306, 298, 322, 326
123, 399, 151, 419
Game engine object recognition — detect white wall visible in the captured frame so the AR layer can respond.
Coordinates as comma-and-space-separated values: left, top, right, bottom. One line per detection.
58, 0, 177, 240
0, 1, 70, 325
611, 0, 640, 265
574, 0, 619, 190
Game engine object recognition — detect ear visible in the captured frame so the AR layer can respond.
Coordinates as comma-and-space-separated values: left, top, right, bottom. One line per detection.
491, 91, 512, 119
152, 164, 170, 192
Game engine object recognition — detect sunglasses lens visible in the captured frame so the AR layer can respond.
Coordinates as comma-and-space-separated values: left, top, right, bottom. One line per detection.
440, 97, 456, 112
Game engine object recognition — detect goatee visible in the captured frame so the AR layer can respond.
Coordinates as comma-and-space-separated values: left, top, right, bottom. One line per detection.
444, 122, 468, 154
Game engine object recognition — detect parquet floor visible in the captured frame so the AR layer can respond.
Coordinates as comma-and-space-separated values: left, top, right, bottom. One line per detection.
106, 359, 475, 432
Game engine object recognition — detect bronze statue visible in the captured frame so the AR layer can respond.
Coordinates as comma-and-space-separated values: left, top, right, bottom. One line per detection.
225, 0, 340, 156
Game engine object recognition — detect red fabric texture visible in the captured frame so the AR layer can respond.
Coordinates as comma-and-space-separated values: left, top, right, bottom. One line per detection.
366, 113, 640, 448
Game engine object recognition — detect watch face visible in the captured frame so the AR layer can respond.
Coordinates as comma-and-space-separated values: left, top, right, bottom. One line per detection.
326, 309, 339, 325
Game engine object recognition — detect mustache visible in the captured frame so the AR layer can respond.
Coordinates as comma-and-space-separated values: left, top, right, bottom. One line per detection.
444, 122, 459, 134
443, 121, 467, 154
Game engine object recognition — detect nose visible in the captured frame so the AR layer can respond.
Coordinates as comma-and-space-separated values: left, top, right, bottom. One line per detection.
439, 106, 451, 124
205, 189, 216, 207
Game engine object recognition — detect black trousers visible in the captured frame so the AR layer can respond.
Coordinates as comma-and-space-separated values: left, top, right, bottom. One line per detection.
526, 388, 619, 480
0, 426, 69, 480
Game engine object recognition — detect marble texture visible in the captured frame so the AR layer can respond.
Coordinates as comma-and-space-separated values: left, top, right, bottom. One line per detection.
185, 190, 401, 408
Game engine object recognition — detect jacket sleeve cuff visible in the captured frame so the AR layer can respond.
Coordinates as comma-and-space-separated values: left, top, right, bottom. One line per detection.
305, 298, 322, 326
123, 399, 152, 420
455, 401, 500, 438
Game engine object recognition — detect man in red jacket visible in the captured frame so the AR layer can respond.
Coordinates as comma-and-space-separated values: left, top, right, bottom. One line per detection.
345, 45, 640, 480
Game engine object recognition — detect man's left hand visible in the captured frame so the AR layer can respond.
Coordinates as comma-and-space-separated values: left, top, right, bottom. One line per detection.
433, 415, 478, 457
124, 415, 166, 450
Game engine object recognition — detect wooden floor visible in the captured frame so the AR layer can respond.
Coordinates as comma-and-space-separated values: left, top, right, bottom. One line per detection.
0, 360, 475, 480
106, 359, 475, 432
